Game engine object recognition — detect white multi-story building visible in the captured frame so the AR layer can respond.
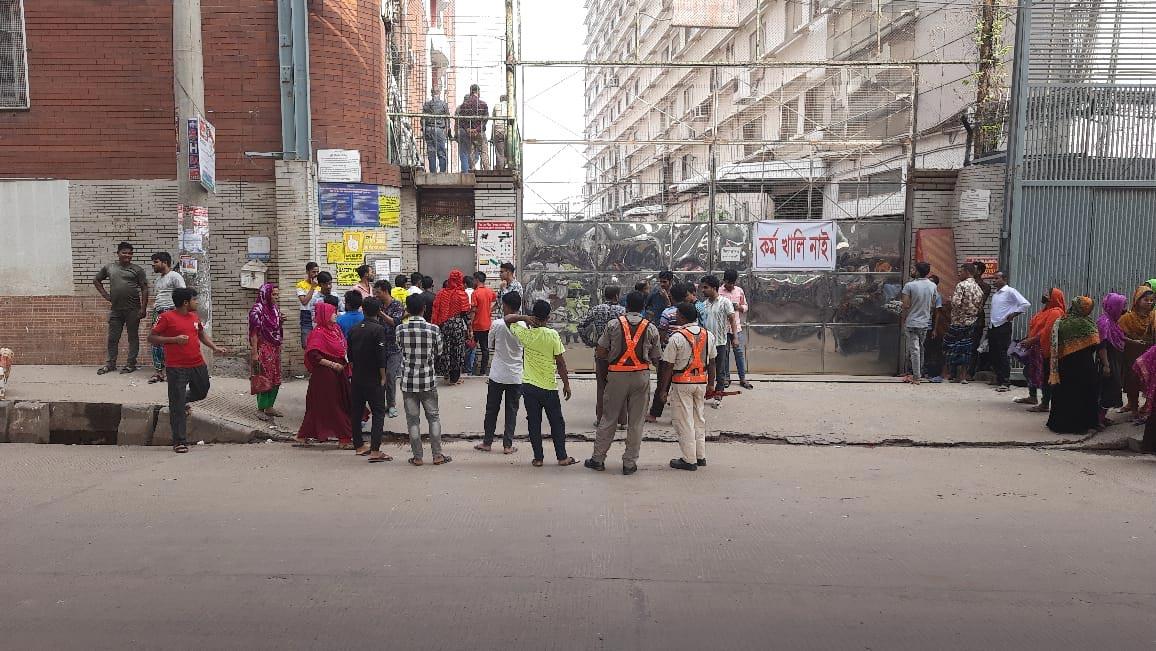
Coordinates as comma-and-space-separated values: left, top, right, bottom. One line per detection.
582, 0, 982, 223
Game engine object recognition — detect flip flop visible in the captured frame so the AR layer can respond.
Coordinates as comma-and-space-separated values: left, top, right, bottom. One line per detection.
148, 374, 165, 384
97, 366, 116, 375
120, 366, 137, 374
408, 457, 424, 466
433, 455, 452, 465
557, 457, 578, 466
503, 446, 518, 454
355, 446, 372, 456
532, 459, 544, 467
173, 444, 189, 454
368, 454, 392, 463
474, 443, 491, 452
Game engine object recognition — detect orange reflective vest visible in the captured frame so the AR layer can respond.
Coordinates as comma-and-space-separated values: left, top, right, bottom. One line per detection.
608, 315, 651, 372
672, 327, 708, 384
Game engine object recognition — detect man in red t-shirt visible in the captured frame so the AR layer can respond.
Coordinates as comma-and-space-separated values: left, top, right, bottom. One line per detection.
470, 271, 498, 376
147, 288, 228, 453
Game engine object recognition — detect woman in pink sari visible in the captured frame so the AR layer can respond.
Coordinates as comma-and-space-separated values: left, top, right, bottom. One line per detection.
294, 302, 353, 448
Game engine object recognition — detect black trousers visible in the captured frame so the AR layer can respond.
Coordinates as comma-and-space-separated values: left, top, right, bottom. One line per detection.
522, 384, 568, 461
988, 322, 1013, 385
474, 330, 490, 376
350, 379, 386, 451
167, 365, 210, 445
483, 381, 520, 448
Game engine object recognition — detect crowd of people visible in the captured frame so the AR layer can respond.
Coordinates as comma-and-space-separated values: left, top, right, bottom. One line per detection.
901, 262, 1156, 446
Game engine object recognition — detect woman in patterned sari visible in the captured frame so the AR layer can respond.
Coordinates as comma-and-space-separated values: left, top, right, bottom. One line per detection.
1118, 285, 1156, 423
248, 283, 285, 421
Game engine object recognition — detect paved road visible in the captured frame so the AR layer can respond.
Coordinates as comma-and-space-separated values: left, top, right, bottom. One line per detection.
2, 441, 1155, 649
10, 365, 1105, 446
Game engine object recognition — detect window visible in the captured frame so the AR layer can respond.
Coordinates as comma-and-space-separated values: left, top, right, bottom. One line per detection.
0, 0, 28, 109
804, 86, 825, 132
748, 32, 758, 59
837, 169, 904, 202
779, 99, 800, 138
742, 119, 763, 157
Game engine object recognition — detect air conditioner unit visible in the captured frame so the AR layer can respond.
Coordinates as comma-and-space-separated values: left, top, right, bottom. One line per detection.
692, 104, 710, 120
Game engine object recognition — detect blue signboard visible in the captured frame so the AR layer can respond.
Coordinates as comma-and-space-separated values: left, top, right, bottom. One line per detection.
318, 183, 381, 227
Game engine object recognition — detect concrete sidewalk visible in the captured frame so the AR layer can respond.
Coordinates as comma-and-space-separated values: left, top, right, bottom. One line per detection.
4, 365, 1129, 448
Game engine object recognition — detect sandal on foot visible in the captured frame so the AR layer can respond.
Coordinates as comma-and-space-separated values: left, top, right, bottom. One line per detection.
97, 365, 116, 375
291, 437, 313, 448
1027, 405, 1050, 413
257, 412, 273, 422
740, 381, 754, 390
368, 454, 392, 463
1014, 397, 1038, 405
503, 446, 518, 455
355, 446, 372, 456
263, 408, 284, 418
173, 444, 189, 454
532, 459, 544, 467
557, 457, 578, 466
408, 457, 424, 466
120, 366, 137, 374
474, 443, 492, 452
148, 373, 165, 384
433, 454, 452, 465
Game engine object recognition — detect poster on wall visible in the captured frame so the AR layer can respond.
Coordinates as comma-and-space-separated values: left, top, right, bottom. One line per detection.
476, 220, 515, 275
177, 204, 209, 254
187, 117, 216, 193
752, 220, 836, 271
317, 149, 362, 183
319, 183, 382, 227
335, 263, 361, 286
379, 187, 401, 227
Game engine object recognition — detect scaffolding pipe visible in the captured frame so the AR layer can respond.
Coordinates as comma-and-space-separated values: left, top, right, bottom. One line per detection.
514, 59, 977, 68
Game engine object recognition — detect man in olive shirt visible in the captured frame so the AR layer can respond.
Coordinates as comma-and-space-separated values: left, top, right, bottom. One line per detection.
587, 290, 662, 475
93, 241, 149, 374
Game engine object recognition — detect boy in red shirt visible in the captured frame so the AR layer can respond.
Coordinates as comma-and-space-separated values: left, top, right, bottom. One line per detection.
470, 271, 497, 376
148, 288, 228, 453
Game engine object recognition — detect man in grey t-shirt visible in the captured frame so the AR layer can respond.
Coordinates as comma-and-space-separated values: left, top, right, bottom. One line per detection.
149, 252, 186, 383
93, 241, 149, 375
901, 261, 938, 384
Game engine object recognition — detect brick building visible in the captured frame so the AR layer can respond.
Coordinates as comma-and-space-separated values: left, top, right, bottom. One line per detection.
0, 0, 448, 373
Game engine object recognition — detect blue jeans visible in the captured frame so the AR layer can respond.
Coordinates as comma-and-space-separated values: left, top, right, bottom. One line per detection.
522, 384, 568, 461
425, 132, 447, 172
299, 310, 313, 348
457, 134, 472, 172
725, 331, 748, 382
713, 345, 728, 392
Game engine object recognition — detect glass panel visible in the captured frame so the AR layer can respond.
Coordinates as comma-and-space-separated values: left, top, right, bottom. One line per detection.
748, 273, 834, 324
823, 325, 901, 375
831, 273, 903, 325
522, 222, 599, 271
671, 223, 710, 272
714, 223, 753, 272
834, 220, 905, 272
745, 325, 824, 374
596, 223, 671, 272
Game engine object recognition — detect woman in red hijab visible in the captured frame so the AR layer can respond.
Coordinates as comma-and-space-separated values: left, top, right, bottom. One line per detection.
1017, 288, 1066, 412
294, 301, 353, 448
431, 269, 473, 385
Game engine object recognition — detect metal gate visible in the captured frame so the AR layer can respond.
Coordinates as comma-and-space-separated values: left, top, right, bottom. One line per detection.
1006, 0, 1156, 309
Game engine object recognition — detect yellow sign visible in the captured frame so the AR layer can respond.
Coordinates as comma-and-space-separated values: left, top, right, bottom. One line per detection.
342, 231, 365, 263
325, 241, 345, 264
363, 232, 388, 253
379, 194, 400, 227
335, 263, 361, 286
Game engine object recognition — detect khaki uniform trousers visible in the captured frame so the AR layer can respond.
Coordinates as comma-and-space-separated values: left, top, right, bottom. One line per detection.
592, 370, 650, 467
670, 382, 707, 463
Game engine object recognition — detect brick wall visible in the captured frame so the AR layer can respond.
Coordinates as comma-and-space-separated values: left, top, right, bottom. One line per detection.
952, 163, 1005, 267
0, 180, 279, 365
0, 0, 175, 180
202, 0, 283, 183
310, 0, 401, 187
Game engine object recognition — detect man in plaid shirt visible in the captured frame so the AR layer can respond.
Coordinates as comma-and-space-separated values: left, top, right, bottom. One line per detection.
396, 294, 450, 466
579, 285, 626, 428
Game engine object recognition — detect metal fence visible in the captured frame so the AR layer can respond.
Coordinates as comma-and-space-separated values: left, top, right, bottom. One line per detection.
1006, 0, 1156, 317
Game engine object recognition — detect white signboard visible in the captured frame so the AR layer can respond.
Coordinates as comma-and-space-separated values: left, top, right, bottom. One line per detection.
958, 189, 991, 222
753, 220, 837, 271
720, 246, 741, 263
671, 0, 740, 28
476, 220, 515, 276
317, 149, 363, 183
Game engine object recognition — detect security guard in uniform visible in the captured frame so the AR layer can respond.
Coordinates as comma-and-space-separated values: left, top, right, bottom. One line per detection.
655, 302, 717, 471
586, 290, 662, 475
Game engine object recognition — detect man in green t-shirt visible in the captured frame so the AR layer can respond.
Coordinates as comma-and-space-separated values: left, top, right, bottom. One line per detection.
504, 300, 578, 468
93, 241, 149, 375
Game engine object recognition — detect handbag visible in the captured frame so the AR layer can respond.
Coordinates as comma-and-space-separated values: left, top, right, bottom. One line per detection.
250, 362, 273, 395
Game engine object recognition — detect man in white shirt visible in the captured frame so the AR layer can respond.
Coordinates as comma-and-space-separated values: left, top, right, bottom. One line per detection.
988, 271, 1031, 392
406, 271, 424, 297
149, 252, 186, 384
476, 290, 524, 454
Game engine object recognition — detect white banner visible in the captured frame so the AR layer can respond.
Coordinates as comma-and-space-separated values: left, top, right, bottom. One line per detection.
753, 220, 837, 271
317, 149, 362, 183
671, 0, 740, 28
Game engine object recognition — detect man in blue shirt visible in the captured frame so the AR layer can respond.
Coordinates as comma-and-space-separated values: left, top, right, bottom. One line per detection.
336, 291, 365, 337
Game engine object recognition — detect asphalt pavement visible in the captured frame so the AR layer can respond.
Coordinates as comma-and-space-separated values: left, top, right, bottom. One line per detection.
2, 442, 1156, 649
